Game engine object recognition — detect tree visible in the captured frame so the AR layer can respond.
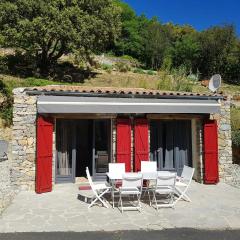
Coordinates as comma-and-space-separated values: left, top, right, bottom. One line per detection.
169, 33, 200, 73
143, 19, 172, 69
113, 1, 147, 59
197, 25, 236, 78
0, 0, 121, 74
223, 39, 240, 84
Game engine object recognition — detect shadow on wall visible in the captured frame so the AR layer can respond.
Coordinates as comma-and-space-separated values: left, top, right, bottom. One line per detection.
233, 146, 240, 165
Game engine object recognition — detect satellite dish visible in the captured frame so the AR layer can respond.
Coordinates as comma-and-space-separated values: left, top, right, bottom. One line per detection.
208, 74, 221, 92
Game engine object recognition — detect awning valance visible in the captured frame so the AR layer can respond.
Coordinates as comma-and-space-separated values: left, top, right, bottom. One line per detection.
37, 96, 221, 114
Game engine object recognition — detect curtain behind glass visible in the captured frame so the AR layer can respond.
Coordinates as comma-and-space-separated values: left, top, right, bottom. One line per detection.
174, 121, 192, 175
57, 120, 72, 176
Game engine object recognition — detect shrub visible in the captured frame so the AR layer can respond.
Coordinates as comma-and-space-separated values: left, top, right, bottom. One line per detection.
232, 130, 240, 147
115, 62, 131, 72
231, 107, 240, 130
0, 78, 13, 126
231, 107, 240, 147
133, 68, 145, 74
0, 55, 8, 73
146, 70, 156, 75
101, 63, 113, 72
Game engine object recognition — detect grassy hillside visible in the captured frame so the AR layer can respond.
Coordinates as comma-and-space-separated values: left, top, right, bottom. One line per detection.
1, 70, 240, 95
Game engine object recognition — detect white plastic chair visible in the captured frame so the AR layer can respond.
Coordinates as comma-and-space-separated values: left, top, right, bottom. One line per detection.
86, 167, 111, 209
151, 171, 176, 210
118, 173, 143, 213
109, 163, 125, 179
108, 163, 125, 208
141, 161, 157, 172
141, 161, 157, 202
175, 165, 195, 204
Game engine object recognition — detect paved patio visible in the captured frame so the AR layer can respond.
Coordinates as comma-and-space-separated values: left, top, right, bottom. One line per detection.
0, 181, 240, 232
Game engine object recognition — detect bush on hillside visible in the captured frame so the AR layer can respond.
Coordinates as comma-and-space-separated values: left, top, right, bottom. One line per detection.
115, 62, 131, 72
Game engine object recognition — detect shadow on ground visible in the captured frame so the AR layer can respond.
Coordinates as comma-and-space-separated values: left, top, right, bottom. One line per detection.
0, 229, 240, 240
0, 54, 99, 83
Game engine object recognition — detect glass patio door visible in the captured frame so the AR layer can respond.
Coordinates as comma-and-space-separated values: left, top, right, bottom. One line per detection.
56, 119, 76, 183
150, 120, 192, 175
93, 120, 111, 178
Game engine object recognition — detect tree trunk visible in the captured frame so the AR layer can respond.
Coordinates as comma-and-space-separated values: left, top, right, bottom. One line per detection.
37, 50, 51, 76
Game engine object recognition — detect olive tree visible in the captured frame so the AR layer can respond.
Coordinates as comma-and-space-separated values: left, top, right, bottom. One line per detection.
0, 0, 121, 74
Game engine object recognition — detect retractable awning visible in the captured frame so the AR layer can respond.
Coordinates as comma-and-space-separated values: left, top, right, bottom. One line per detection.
37, 96, 221, 114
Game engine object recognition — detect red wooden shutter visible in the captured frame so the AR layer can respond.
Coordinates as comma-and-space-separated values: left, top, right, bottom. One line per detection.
134, 118, 149, 172
36, 116, 54, 193
116, 118, 131, 172
203, 120, 219, 184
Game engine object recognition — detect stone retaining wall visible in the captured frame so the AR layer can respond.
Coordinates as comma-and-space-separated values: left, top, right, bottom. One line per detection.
0, 159, 16, 214
11, 88, 37, 190
212, 97, 233, 183
0, 124, 15, 214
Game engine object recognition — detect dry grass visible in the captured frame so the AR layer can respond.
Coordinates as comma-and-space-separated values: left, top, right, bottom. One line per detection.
82, 70, 160, 89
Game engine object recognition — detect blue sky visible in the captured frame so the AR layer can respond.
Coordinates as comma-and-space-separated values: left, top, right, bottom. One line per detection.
122, 0, 240, 35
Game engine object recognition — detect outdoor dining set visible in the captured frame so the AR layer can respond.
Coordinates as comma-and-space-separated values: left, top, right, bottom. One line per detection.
85, 161, 195, 213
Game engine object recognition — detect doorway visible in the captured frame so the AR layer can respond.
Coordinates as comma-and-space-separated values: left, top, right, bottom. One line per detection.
150, 120, 192, 175
55, 119, 111, 183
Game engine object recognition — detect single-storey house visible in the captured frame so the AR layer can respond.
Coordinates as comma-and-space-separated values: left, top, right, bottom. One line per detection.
11, 86, 232, 193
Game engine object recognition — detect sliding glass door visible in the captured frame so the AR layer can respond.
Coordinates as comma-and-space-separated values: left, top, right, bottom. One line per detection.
56, 119, 112, 183
56, 120, 76, 183
93, 120, 111, 178
150, 120, 192, 175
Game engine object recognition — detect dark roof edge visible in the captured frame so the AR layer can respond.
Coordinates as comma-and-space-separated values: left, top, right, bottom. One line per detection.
25, 90, 224, 101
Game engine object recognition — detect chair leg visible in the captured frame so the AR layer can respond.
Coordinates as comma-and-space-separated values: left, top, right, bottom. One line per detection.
120, 194, 123, 213
175, 187, 191, 204
88, 189, 109, 209
137, 194, 142, 212
147, 190, 151, 205
152, 192, 158, 210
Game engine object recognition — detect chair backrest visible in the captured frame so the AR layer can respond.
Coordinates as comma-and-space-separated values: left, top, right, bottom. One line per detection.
156, 172, 176, 189
109, 163, 125, 179
141, 161, 157, 172
122, 173, 143, 189
181, 165, 195, 183
86, 167, 95, 192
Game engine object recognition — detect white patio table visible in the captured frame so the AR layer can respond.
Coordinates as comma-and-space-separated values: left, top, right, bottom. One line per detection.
107, 171, 176, 208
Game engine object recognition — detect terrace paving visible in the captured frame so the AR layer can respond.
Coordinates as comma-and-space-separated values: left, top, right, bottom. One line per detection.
0, 181, 240, 232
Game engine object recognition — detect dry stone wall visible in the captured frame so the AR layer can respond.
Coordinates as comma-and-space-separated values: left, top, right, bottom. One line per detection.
0, 158, 15, 214
211, 97, 233, 183
0, 121, 15, 214
11, 88, 37, 190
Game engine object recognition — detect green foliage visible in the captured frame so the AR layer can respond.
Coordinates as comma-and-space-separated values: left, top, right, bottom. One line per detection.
157, 66, 194, 92
169, 34, 200, 73
101, 63, 113, 73
146, 70, 156, 75
231, 107, 240, 130
0, 78, 13, 126
112, 2, 240, 83
231, 107, 240, 147
115, 62, 130, 72
0, 75, 65, 126
232, 130, 240, 147
161, 55, 172, 72
143, 19, 172, 70
113, 1, 147, 59
197, 25, 236, 79
133, 68, 145, 74
0, 0, 121, 75
0, 0, 240, 84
